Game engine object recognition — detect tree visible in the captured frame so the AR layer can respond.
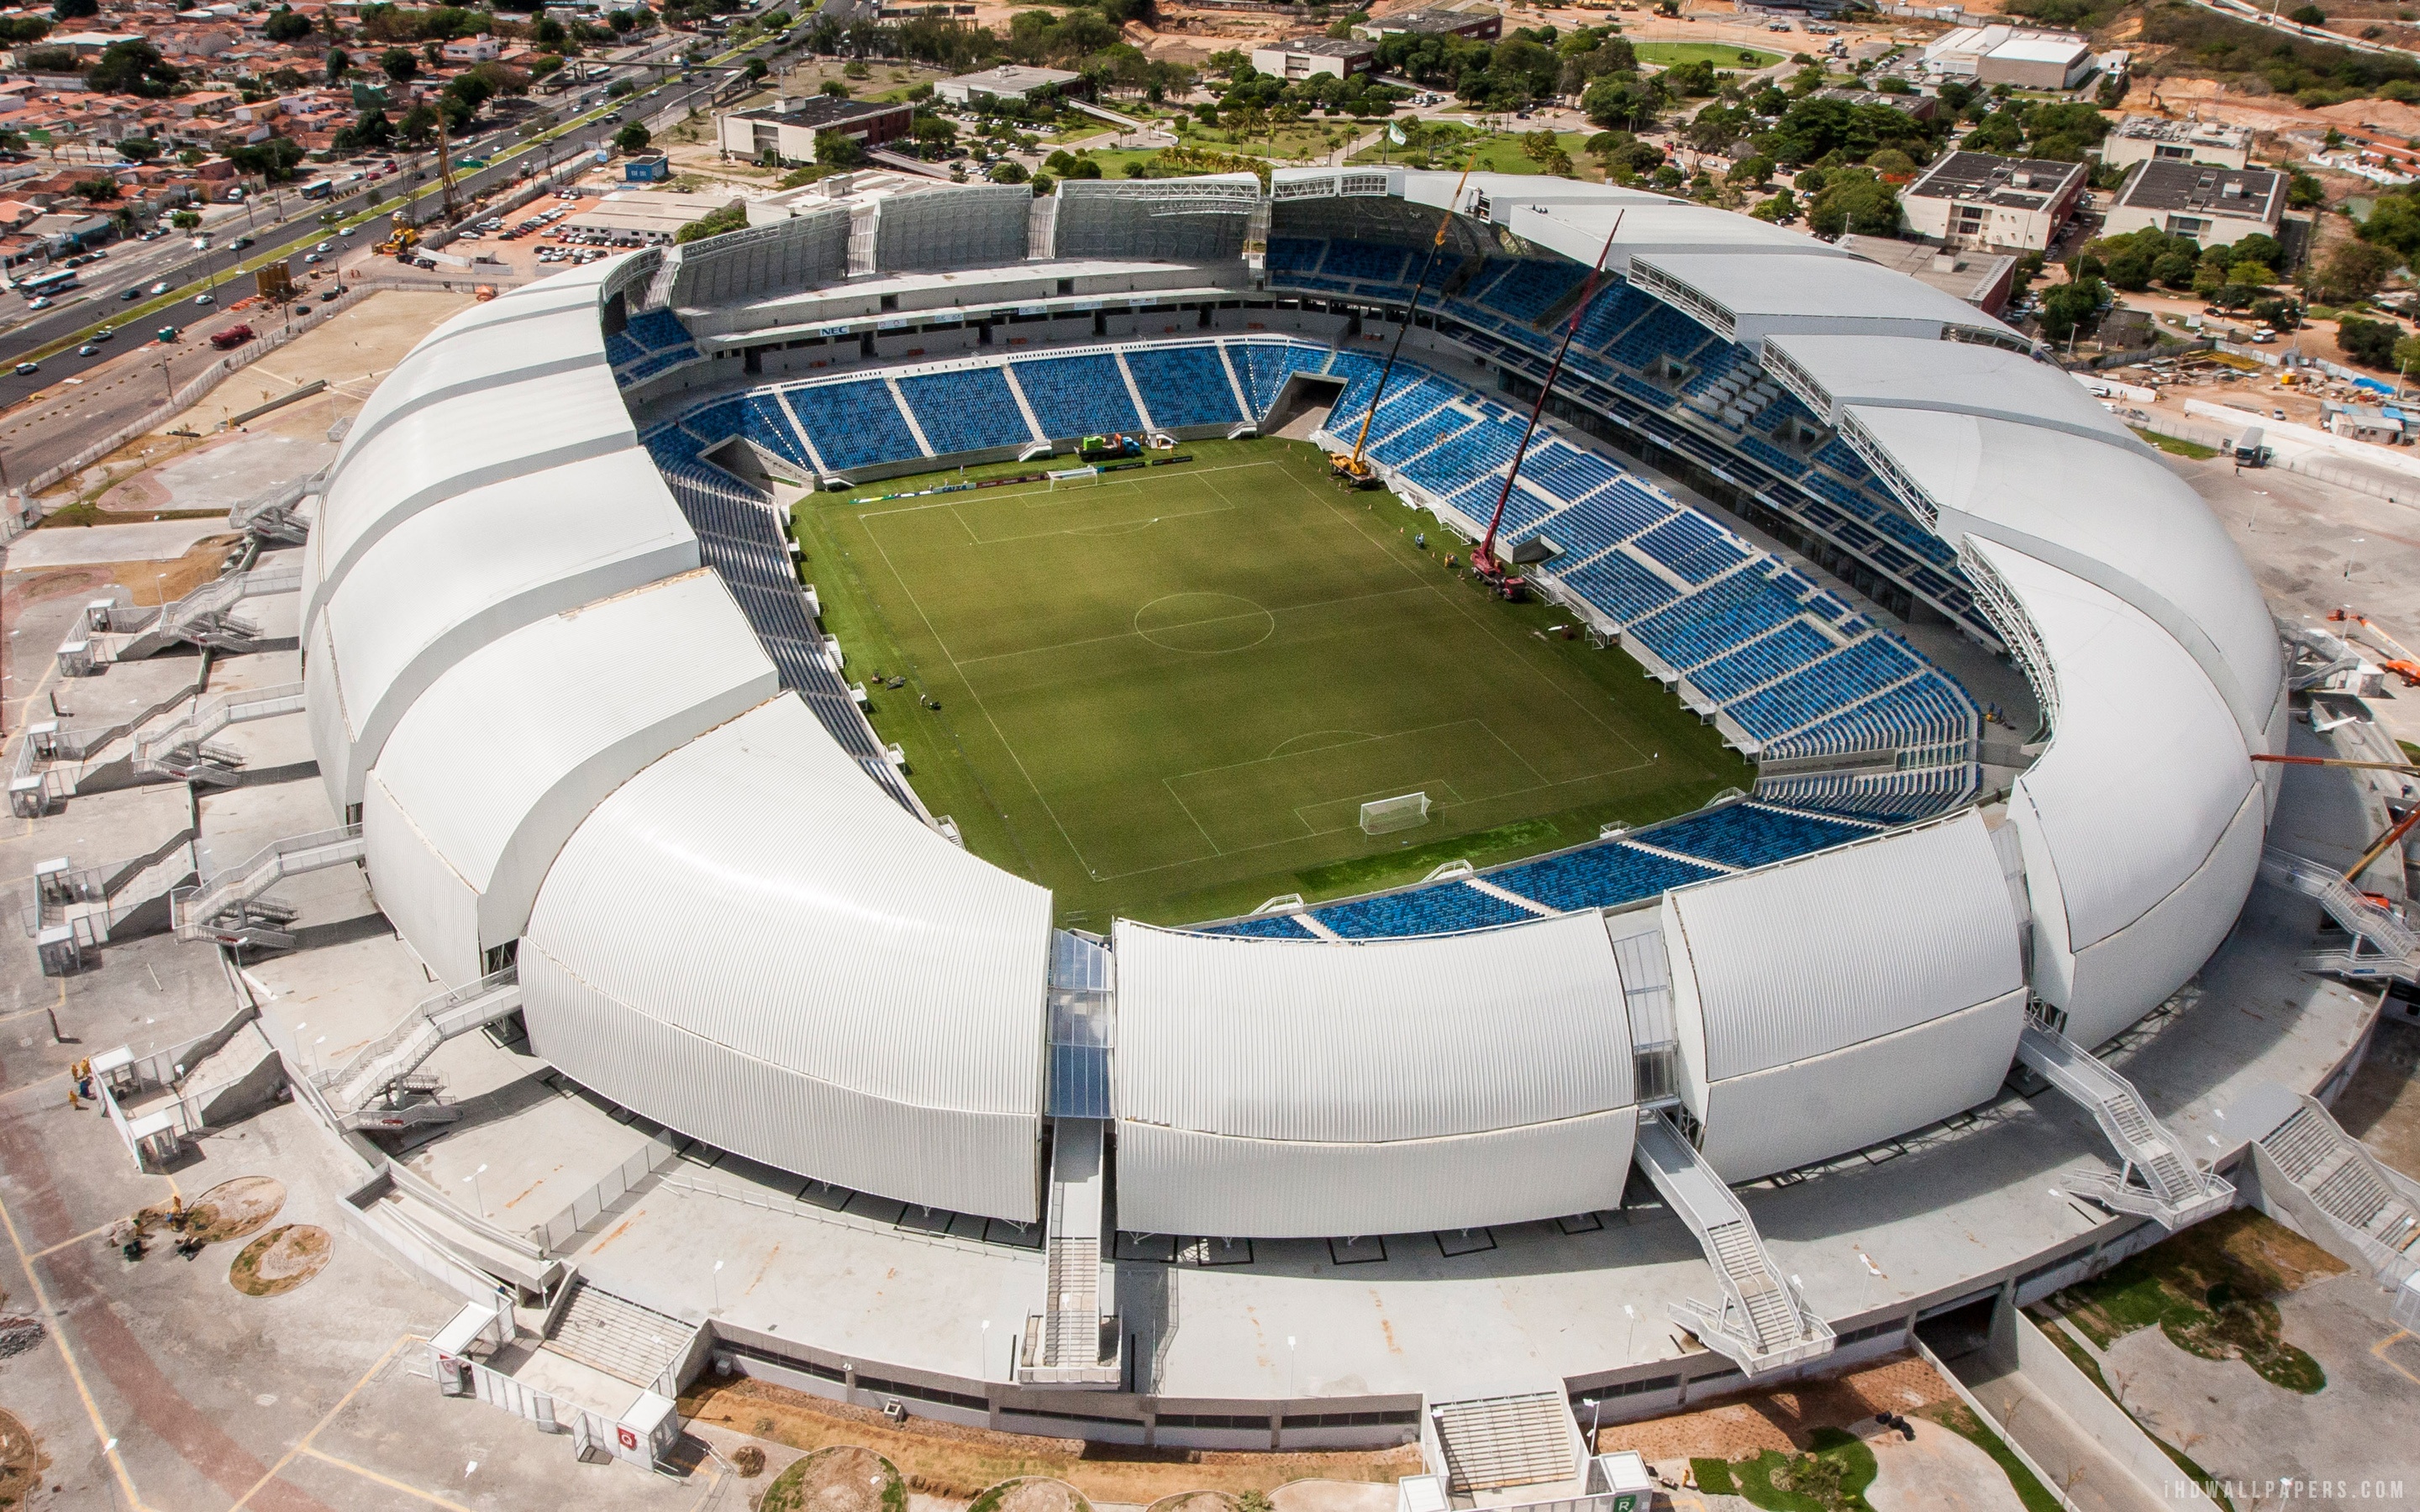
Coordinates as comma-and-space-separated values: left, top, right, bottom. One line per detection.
615, 120, 651, 154
381, 45, 417, 81
2393, 332, 2420, 378
1581, 76, 1659, 131
2038, 276, 2106, 343
325, 45, 350, 83
397, 102, 440, 145
989, 159, 1029, 183
820, 78, 850, 97
262, 6, 311, 40
1805, 169, 1899, 237
115, 136, 160, 161
50, 0, 96, 18
2316, 239, 2394, 302
87, 40, 179, 97
1749, 187, 1797, 223
2289, 2, 2326, 21
2250, 297, 2302, 331
2337, 315, 2400, 367
674, 202, 747, 244
73, 176, 118, 202
744, 57, 768, 81
814, 129, 862, 167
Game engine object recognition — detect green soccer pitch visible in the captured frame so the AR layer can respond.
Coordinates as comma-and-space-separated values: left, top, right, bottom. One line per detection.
791, 439, 1746, 929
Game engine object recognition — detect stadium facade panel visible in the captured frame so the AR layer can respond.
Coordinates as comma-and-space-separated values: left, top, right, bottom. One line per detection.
308, 173, 2283, 1241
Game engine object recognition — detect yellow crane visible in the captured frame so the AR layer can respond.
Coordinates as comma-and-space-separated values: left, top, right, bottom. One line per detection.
1328, 148, 1482, 489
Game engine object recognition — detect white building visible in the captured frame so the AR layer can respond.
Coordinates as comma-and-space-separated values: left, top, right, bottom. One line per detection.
2100, 160, 2284, 244
1248, 36, 1378, 81
1922, 24, 2095, 88
1899, 150, 2087, 252
2102, 115, 2253, 171
932, 64, 1081, 104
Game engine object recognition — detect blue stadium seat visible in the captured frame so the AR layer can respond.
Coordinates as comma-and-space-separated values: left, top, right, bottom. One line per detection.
1266, 238, 1324, 274
1685, 621, 1836, 698
1627, 573, 1804, 669
1014, 354, 1141, 438
1123, 346, 1243, 428
1313, 883, 1535, 938
624, 311, 695, 354
1630, 513, 1749, 586
740, 395, 811, 470
1486, 843, 1719, 912
1481, 259, 1593, 324
898, 367, 1034, 455
1727, 636, 1921, 741
1642, 803, 1875, 871
1231, 342, 1332, 417
1199, 912, 1317, 939
1322, 239, 1411, 284
785, 378, 922, 471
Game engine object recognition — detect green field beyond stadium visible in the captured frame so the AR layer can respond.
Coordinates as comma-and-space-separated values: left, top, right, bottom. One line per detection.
792, 439, 1743, 927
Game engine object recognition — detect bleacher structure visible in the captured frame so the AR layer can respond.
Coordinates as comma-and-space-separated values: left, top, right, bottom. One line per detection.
641, 333, 1982, 900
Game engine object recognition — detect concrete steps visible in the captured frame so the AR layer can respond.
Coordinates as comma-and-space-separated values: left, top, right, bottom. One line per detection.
542, 1276, 690, 1389
1429, 1389, 1573, 1493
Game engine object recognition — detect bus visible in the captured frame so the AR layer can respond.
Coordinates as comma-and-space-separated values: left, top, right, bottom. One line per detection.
300, 177, 336, 200
16, 267, 77, 299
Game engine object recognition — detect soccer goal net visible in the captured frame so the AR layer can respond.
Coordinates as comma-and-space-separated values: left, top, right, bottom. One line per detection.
1360, 792, 1432, 836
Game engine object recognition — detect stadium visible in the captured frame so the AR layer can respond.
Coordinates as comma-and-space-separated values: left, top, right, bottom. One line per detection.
270, 168, 2396, 1455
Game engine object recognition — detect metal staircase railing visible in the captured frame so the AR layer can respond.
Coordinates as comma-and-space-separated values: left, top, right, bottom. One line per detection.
2017, 1020, 2234, 1229
132, 681, 304, 777
98, 566, 302, 663
1632, 1109, 1834, 1374
2252, 1091, 2420, 1284
318, 967, 523, 1112
228, 477, 316, 543
171, 822, 364, 942
2261, 847, 2420, 982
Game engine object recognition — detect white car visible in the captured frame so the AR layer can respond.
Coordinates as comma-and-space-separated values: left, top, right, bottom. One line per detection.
314, 240, 333, 254
28, 297, 50, 309
193, 291, 214, 306
303, 253, 321, 265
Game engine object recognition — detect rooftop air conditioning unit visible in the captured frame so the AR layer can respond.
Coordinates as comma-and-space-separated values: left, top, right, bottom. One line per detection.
2009, 171, 2032, 188
2223, 181, 2244, 198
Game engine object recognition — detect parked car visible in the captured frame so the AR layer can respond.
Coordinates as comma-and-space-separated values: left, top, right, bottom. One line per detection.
209, 323, 255, 350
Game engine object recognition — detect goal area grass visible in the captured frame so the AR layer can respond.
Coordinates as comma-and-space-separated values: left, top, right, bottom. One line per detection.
789, 439, 1744, 929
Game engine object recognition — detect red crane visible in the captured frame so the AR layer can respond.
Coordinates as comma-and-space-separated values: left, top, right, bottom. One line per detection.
1471, 213, 1624, 601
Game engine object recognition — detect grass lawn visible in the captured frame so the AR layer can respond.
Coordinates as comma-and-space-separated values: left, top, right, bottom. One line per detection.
2131, 427, 2220, 459
1349, 129, 1600, 177
1634, 40, 1786, 68
792, 438, 1740, 927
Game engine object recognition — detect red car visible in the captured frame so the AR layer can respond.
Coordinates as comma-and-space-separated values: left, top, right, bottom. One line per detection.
209, 323, 255, 350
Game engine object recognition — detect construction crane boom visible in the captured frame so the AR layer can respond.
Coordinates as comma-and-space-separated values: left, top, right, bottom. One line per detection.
1327, 150, 1481, 490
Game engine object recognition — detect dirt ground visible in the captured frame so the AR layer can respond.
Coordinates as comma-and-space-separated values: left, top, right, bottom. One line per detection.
986, 1479, 1090, 1512
1593, 1353, 1959, 1463
2331, 1015, 2420, 1179
0, 1407, 49, 1510
762, 1444, 902, 1512
681, 1378, 1421, 1504
1146, 1492, 1235, 1512
228, 1224, 332, 1298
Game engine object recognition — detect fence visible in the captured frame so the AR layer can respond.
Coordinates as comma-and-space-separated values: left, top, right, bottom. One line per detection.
532, 1134, 680, 1252
2140, 416, 2420, 507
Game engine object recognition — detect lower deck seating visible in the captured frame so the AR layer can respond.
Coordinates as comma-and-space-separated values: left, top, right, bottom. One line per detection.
899, 367, 1033, 455
1013, 353, 1140, 438
1313, 883, 1536, 939
1123, 345, 1243, 428
783, 379, 921, 471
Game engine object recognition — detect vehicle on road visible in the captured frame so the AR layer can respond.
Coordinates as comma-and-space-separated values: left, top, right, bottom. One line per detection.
20, 268, 77, 299
229, 234, 255, 251
156, 325, 179, 342
120, 287, 140, 300
313, 240, 334, 254
28, 297, 50, 310
13, 360, 35, 375
92, 328, 113, 341
304, 254, 321, 265
210, 323, 255, 350
318, 289, 340, 302
149, 281, 169, 295
77, 343, 98, 355
193, 291, 215, 306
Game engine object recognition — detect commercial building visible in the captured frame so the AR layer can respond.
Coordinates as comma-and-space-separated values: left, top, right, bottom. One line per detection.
1837, 233, 2016, 314
1899, 150, 2087, 253
1921, 24, 2095, 88
1249, 36, 1380, 80
560, 189, 744, 246
716, 97, 914, 165
1351, 4, 1502, 43
1812, 86, 1937, 122
932, 65, 1082, 105
2100, 160, 2284, 244
2101, 114, 2252, 171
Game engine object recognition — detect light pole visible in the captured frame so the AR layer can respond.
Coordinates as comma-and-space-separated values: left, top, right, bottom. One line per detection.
1285, 1335, 1297, 1399
711, 1257, 724, 1312
463, 1162, 488, 1217
2344, 536, 2366, 580
981, 1318, 991, 1379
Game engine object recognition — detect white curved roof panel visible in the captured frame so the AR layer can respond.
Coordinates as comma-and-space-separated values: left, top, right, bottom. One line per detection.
338, 302, 612, 467
1664, 811, 2022, 1084
1117, 1109, 1641, 1239
1763, 333, 2143, 451
521, 695, 1052, 1216
312, 448, 699, 813
1113, 911, 1634, 1142
1632, 251, 2018, 348
364, 570, 779, 983
305, 366, 636, 633
1848, 407, 2279, 743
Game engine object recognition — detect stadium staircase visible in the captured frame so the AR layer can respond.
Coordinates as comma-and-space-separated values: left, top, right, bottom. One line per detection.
1632, 1110, 1834, 1375
90, 565, 301, 664
2260, 847, 2420, 983
170, 822, 366, 948
1426, 1389, 1579, 1493
2015, 1020, 2234, 1229
228, 476, 316, 544
2234, 1081, 2420, 1285
316, 966, 523, 1126
1021, 1116, 1122, 1388
541, 1274, 695, 1389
